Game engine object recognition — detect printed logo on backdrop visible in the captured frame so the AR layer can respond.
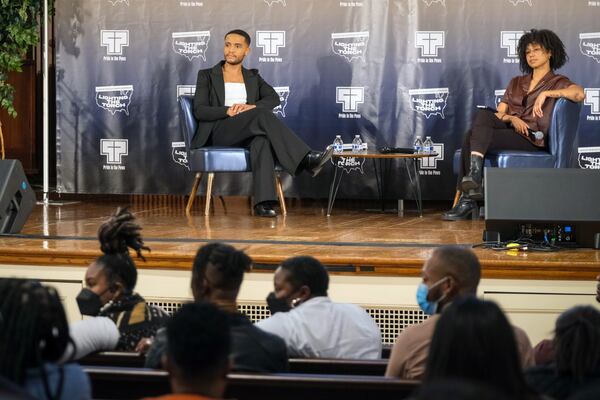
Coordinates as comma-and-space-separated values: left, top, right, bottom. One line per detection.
336, 87, 364, 119
256, 31, 285, 63
585, 88, 600, 121
508, 0, 532, 5
408, 88, 449, 119
108, 0, 129, 5
172, 31, 210, 61
495, 90, 506, 108
331, 32, 369, 62
421, 0, 445, 6
95, 85, 133, 116
333, 156, 366, 174
339, 1, 364, 7
176, 85, 196, 99
179, 1, 203, 6
101, 30, 128, 62
419, 143, 444, 176
501, 31, 524, 64
579, 33, 600, 63
264, 0, 286, 6
578, 147, 600, 169
101, 139, 128, 171
273, 87, 290, 117
171, 142, 190, 170
415, 31, 444, 63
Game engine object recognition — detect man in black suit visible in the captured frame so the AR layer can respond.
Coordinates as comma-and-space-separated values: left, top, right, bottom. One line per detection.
193, 29, 332, 217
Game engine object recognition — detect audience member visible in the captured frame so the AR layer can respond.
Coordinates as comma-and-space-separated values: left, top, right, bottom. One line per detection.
385, 246, 534, 380
0, 279, 91, 400
143, 302, 230, 400
525, 306, 600, 400
145, 243, 288, 372
256, 256, 382, 359
424, 296, 538, 400
75, 207, 168, 351
409, 378, 510, 400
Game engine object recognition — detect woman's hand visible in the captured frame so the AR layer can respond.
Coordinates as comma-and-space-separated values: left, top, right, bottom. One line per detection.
226, 104, 256, 117
532, 91, 549, 118
508, 116, 529, 135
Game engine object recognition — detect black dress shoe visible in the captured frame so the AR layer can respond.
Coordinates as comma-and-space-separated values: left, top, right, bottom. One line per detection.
441, 196, 479, 221
303, 145, 334, 177
254, 203, 277, 218
460, 154, 484, 192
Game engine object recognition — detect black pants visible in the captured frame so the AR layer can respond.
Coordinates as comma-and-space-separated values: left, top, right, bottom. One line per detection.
211, 107, 311, 204
458, 110, 541, 185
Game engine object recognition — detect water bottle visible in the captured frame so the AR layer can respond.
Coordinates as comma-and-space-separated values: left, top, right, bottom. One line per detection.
352, 135, 363, 153
423, 136, 434, 154
333, 135, 344, 152
413, 137, 423, 154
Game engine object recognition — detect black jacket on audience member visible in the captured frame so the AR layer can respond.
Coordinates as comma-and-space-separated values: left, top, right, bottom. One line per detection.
145, 312, 288, 373
525, 364, 600, 400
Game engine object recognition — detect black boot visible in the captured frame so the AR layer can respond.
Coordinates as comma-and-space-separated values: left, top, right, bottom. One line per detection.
441, 194, 479, 221
460, 154, 483, 193
301, 145, 334, 177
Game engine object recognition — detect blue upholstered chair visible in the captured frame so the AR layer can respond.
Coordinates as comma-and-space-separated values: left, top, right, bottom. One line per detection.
178, 95, 287, 215
453, 98, 582, 174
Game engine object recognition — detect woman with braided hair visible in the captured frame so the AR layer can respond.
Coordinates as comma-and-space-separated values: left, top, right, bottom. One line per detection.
0, 279, 91, 399
75, 207, 168, 351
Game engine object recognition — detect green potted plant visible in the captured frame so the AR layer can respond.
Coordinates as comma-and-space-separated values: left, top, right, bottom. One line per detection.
0, 0, 50, 159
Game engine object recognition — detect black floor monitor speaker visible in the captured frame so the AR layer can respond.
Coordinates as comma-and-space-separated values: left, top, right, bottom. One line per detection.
0, 160, 36, 234
484, 168, 600, 249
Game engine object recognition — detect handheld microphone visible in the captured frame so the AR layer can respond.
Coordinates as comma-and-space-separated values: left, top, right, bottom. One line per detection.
527, 128, 544, 141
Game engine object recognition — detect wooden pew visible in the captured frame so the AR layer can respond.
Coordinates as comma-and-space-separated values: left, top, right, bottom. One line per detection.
80, 352, 389, 376
84, 366, 418, 400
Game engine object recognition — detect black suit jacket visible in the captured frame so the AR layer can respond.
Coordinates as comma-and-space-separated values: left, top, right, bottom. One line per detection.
191, 61, 280, 149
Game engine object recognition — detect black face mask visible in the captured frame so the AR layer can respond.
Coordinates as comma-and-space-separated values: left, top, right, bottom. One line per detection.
76, 288, 104, 316
266, 292, 291, 314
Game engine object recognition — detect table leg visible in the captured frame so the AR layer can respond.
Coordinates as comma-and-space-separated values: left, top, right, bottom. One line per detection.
326, 166, 344, 217
405, 158, 424, 217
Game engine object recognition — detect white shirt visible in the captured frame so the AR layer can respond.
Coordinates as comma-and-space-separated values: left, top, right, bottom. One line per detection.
256, 296, 382, 359
61, 317, 119, 362
224, 82, 247, 106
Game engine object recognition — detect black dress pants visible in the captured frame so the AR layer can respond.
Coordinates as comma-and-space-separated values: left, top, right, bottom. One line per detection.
458, 109, 541, 185
211, 107, 311, 204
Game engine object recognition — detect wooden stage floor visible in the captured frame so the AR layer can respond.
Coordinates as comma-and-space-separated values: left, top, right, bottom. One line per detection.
0, 196, 598, 280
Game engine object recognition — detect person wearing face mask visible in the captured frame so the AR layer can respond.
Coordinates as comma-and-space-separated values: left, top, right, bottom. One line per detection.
73, 207, 168, 352
143, 242, 288, 372
385, 246, 535, 380
257, 256, 382, 359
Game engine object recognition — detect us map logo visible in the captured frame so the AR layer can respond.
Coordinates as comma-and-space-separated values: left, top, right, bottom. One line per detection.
501, 31, 524, 63
415, 31, 444, 63
585, 88, 600, 121
264, 0, 286, 5
579, 33, 600, 63
95, 85, 133, 115
336, 87, 364, 118
408, 88, 449, 119
333, 156, 366, 174
578, 147, 600, 169
273, 87, 290, 117
101, 139, 128, 170
421, 0, 445, 6
101, 30, 129, 61
331, 31, 369, 62
508, 0, 532, 5
256, 31, 285, 62
172, 142, 190, 170
419, 142, 444, 175
172, 31, 210, 61
108, 0, 129, 5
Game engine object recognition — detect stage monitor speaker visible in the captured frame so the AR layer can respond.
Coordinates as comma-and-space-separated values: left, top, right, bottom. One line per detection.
484, 168, 600, 248
0, 160, 36, 234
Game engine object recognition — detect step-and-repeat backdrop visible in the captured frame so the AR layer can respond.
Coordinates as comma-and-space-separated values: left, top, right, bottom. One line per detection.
55, 0, 600, 199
